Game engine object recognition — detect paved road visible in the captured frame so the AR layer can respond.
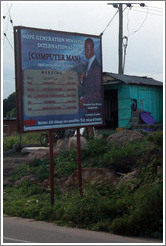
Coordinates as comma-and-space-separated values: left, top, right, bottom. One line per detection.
3, 215, 163, 244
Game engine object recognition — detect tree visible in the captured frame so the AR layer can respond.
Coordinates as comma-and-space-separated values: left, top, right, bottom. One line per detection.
3, 92, 16, 118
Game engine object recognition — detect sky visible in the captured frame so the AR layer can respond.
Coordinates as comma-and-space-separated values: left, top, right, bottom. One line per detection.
1, 0, 165, 99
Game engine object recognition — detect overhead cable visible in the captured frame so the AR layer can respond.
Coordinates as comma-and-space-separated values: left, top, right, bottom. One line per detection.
131, 7, 162, 16
7, 3, 14, 28
101, 9, 119, 35
147, 5, 163, 10
134, 5, 162, 13
101, 5, 127, 36
131, 7, 149, 35
3, 33, 14, 50
3, 3, 12, 19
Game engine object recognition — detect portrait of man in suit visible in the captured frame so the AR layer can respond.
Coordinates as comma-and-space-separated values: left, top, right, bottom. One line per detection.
79, 38, 102, 107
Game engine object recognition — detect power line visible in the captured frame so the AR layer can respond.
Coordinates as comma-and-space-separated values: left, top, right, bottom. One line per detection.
3, 14, 10, 45
128, 6, 149, 37
101, 9, 119, 35
3, 3, 12, 19
3, 3, 14, 49
100, 5, 128, 36
3, 33, 14, 50
7, 3, 14, 28
133, 5, 163, 14
123, 3, 150, 73
147, 5, 163, 10
131, 7, 162, 16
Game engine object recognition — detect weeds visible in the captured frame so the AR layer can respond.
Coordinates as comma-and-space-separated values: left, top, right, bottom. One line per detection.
3, 132, 41, 151
3, 131, 163, 239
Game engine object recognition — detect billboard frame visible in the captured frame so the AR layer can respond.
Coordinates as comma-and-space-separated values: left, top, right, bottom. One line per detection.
14, 25, 104, 133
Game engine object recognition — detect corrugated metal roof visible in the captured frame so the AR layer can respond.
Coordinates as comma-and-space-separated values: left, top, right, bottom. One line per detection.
103, 72, 163, 87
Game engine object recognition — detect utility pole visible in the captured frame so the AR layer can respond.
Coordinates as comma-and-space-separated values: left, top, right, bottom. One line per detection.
118, 3, 123, 74
109, 3, 124, 74
108, 2, 146, 74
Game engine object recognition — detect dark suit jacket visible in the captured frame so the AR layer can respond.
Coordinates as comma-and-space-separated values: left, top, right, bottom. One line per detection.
82, 58, 102, 104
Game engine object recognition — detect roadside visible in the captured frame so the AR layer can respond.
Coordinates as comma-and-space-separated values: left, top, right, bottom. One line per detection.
3, 131, 163, 240
3, 215, 163, 244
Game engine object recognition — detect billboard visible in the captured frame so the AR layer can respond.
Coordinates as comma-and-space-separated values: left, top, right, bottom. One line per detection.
14, 26, 104, 132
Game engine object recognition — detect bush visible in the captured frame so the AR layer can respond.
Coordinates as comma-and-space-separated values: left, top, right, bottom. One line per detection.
39, 205, 54, 221
103, 143, 138, 173
54, 160, 77, 178
19, 181, 42, 196
3, 132, 163, 239
59, 194, 112, 226
3, 135, 19, 151
82, 138, 108, 159
147, 132, 163, 149
111, 183, 163, 238
3, 132, 41, 151
35, 162, 49, 181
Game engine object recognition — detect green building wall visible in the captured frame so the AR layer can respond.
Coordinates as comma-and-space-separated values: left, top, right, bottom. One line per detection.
104, 83, 163, 128
129, 85, 163, 123
118, 85, 131, 128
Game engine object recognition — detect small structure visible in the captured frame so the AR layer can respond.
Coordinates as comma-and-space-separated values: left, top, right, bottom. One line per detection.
3, 118, 17, 136
103, 72, 163, 129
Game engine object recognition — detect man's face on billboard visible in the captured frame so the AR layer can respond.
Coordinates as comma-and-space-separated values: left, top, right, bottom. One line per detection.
84, 41, 94, 59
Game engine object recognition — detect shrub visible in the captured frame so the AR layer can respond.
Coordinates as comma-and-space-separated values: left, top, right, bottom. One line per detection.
3, 132, 163, 239
9, 162, 30, 183
103, 143, 137, 173
60, 194, 112, 226
147, 132, 163, 149
111, 183, 163, 238
39, 205, 53, 221
82, 138, 108, 159
19, 181, 42, 196
91, 220, 111, 232
3, 135, 19, 151
35, 163, 49, 181
54, 160, 77, 178
3, 132, 41, 151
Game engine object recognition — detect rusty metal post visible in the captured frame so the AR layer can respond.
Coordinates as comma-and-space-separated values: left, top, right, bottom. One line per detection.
49, 130, 54, 205
76, 128, 83, 195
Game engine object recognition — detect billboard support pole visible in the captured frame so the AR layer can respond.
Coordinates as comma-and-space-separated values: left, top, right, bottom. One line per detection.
49, 130, 55, 206
77, 128, 83, 196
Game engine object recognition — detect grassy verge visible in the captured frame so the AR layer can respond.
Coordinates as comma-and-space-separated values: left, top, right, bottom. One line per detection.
3, 131, 163, 239
3, 132, 42, 151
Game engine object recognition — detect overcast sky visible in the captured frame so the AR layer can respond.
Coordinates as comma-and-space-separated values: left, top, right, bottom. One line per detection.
2, 1, 165, 99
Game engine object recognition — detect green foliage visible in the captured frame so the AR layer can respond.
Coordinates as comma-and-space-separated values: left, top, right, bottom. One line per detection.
146, 131, 163, 149
3, 132, 42, 151
29, 158, 49, 181
111, 183, 163, 238
7, 107, 16, 118
54, 151, 77, 177
103, 142, 143, 173
137, 159, 162, 185
19, 181, 42, 196
3, 92, 16, 117
82, 138, 108, 159
3, 132, 163, 239
39, 206, 54, 221
21, 132, 41, 146
3, 135, 19, 151
9, 162, 30, 183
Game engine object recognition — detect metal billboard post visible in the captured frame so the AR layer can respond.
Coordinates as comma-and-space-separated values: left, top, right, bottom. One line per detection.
49, 130, 55, 206
76, 128, 83, 196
